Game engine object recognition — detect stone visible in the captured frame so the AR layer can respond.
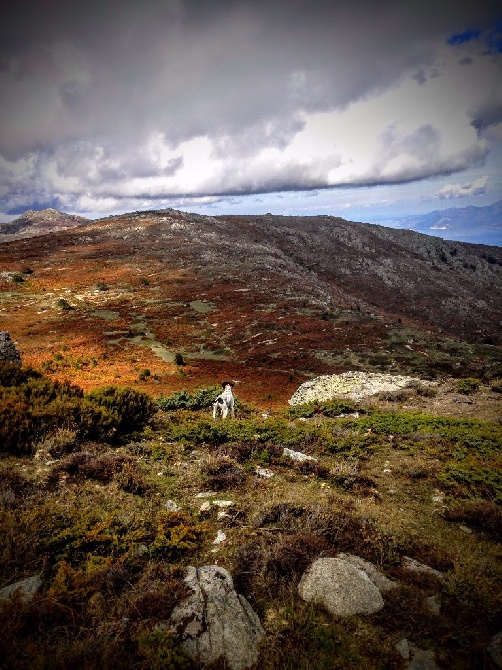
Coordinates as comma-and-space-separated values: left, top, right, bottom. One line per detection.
425, 594, 441, 615
336, 553, 397, 593
170, 565, 264, 670
283, 447, 317, 462
0, 574, 42, 604
213, 530, 226, 544
488, 631, 502, 668
164, 499, 180, 511
0, 331, 22, 366
402, 557, 444, 580
298, 557, 384, 616
289, 371, 433, 405
255, 467, 274, 478
395, 638, 411, 659
407, 644, 440, 670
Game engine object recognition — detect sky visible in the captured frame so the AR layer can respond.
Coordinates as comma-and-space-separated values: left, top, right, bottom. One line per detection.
1, 0, 501, 234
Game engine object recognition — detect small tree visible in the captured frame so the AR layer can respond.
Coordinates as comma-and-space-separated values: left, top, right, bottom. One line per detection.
174, 352, 185, 367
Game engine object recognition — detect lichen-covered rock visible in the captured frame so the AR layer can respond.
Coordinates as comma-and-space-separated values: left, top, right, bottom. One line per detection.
169, 565, 264, 670
0, 331, 22, 366
336, 553, 397, 593
289, 371, 432, 405
298, 557, 384, 615
0, 574, 42, 604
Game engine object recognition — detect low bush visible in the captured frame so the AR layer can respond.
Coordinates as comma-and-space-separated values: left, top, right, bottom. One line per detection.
45, 451, 151, 494
86, 386, 156, 434
200, 456, 246, 490
456, 377, 481, 394
157, 385, 221, 411
287, 400, 359, 419
0, 367, 157, 454
442, 499, 502, 540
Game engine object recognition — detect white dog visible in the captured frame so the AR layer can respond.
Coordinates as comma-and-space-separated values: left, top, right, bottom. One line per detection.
212, 381, 235, 419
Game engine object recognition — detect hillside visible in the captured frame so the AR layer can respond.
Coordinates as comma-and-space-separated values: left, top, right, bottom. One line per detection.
1, 207, 501, 668
0, 208, 501, 407
0, 364, 501, 669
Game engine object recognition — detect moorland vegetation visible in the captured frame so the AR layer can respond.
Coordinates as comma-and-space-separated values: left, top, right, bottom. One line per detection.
1, 361, 501, 668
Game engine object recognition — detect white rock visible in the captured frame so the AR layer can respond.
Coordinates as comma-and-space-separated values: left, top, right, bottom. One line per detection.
212, 500, 234, 508
0, 575, 42, 604
336, 553, 397, 593
395, 638, 411, 659
283, 447, 317, 462
164, 499, 180, 511
255, 467, 274, 478
170, 566, 264, 670
298, 557, 384, 616
213, 530, 227, 544
402, 557, 444, 580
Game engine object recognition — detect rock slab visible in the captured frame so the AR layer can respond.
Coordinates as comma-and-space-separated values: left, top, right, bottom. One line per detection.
0, 331, 21, 366
0, 575, 42, 604
298, 557, 384, 616
170, 565, 264, 670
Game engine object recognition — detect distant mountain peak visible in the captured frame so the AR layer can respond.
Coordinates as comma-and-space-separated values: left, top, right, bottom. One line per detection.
390, 200, 501, 246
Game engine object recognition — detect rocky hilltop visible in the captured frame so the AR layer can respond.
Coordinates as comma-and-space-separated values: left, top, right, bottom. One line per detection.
0, 208, 88, 241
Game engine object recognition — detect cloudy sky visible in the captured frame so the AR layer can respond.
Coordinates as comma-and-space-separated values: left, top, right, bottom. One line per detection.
1, 0, 501, 230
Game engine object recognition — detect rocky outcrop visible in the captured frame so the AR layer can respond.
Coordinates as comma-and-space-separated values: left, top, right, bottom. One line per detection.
298, 557, 384, 616
289, 371, 433, 405
0, 331, 21, 366
169, 565, 264, 670
0, 575, 42, 604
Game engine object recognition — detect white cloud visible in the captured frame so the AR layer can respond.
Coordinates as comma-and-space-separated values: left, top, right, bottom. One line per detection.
0, 0, 500, 217
435, 175, 490, 199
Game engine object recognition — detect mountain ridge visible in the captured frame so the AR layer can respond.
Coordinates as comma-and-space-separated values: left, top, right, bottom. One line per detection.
0, 207, 500, 405
386, 199, 502, 245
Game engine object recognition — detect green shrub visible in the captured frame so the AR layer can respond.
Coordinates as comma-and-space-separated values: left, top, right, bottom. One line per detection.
86, 386, 156, 434
0, 369, 156, 454
490, 379, 502, 393
56, 298, 73, 310
173, 352, 185, 366
11, 273, 24, 283
157, 385, 221, 411
287, 400, 358, 419
456, 377, 481, 394
0, 361, 42, 387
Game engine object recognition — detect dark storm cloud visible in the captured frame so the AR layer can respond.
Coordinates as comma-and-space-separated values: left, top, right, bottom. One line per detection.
0, 0, 500, 212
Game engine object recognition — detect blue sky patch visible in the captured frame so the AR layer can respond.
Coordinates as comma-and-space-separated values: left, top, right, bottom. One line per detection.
447, 28, 482, 46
